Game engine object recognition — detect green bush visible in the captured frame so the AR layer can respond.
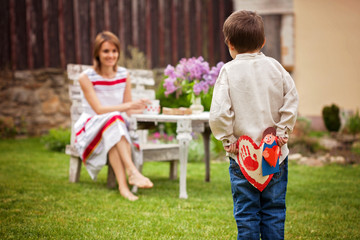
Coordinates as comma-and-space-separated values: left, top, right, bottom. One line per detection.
156, 77, 214, 111
200, 88, 213, 111
347, 110, 360, 135
294, 116, 312, 137
156, 80, 192, 109
118, 46, 149, 69
322, 104, 341, 132
0, 119, 17, 139
41, 128, 71, 152
352, 141, 360, 155
0, 116, 27, 139
308, 130, 329, 138
211, 134, 225, 159
288, 136, 327, 155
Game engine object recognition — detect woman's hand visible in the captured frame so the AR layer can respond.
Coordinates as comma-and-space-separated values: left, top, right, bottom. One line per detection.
125, 99, 151, 116
129, 99, 150, 110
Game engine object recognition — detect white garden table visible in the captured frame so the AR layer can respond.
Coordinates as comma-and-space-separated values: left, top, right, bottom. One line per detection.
130, 112, 211, 199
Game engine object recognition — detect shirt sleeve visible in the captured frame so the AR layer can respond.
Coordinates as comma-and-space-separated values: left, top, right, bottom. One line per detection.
276, 71, 299, 138
209, 68, 238, 146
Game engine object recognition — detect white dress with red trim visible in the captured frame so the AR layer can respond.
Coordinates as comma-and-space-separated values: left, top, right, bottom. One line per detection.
74, 67, 137, 180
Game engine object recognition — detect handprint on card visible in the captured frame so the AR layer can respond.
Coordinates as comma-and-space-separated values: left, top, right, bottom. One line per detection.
240, 145, 259, 171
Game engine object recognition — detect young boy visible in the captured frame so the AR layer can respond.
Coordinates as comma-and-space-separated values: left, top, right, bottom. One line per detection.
209, 10, 298, 240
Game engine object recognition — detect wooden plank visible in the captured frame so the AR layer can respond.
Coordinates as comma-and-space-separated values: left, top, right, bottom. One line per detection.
218, 0, 226, 61
142, 145, 179, 162
207, 0, 214, 65
118, 0, 125, 54
145, 0, 152, 68
137, 0, 146, 53
163, 0, 171, 66
66, 63, 92, 82
176, 0, 184, 60
171, 0, 178, 65
73, 0, 81, 64
42, 0, 49, 67
47, 0, 61, 68
212, 0, 221, 64
95, 0, 104, 34
9, 0, 16, 70
158, 0, 165, 66
189, 0, 196, 58
0, 4, 10, 68
131, 0, 138, 47
30, 0, 44, 69
184, 0, 190, 58
63, 0, 76, 65
89, 0, 95, 52
108, 0, 118, 35
149, 0, 158, 68
224, 0, 233, 62
195, 0, 202, 57
201, 0, 208, 60
104, 0, 110, 31
124, 0, 132, 56
26, 0, 33, 69
58, 0, 66, 68
78, 0, 91, 64
0, 0, 10, 69
129, 69, 155, 86
2, 0, 235, 70
15, 0, 28, 70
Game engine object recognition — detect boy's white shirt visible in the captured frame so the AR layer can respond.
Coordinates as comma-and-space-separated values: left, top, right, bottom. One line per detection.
209, 52, 299, 162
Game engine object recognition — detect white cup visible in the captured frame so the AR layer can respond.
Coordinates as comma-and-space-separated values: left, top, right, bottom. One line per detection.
143, 100, 160, 115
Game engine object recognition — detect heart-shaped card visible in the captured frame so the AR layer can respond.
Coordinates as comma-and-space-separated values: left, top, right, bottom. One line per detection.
236, 136, 273, 192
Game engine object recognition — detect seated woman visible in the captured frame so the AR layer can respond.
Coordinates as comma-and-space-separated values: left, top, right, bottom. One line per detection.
74, 31, 153, 201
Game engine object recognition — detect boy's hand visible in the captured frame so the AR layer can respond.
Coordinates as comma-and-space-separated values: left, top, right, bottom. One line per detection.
224, 143, 238, 154
277, 137, 288, 147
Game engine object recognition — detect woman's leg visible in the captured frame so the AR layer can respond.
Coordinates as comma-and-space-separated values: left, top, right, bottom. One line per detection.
108, 146, 139, 201
114, 137, 153, 188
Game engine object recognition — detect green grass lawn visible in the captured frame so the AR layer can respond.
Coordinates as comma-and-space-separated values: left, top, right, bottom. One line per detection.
0, 138, 359, 239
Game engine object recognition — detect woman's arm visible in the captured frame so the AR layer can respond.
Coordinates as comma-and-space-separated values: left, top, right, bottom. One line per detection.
123, 74, 150, 116
123, 73, 133, 103
122, 74, 150, 116
79, 73, 147, 115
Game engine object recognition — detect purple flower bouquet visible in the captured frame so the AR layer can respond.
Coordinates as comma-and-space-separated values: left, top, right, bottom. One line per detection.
162, 57, 224, 110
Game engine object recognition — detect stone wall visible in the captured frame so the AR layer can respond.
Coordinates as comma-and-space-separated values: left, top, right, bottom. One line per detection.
0, 68, 71, 136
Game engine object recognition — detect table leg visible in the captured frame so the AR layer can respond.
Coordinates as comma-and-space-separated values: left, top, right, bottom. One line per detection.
176, 119, 192, 199
202, 126, 211, 182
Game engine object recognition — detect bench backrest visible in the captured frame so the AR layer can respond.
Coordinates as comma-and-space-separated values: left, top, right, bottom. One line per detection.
66, 64, 156, 144
67, 64, 156, 99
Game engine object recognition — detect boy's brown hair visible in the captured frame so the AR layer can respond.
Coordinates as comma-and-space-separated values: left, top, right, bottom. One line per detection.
262, 127, 276, 139
223, 10, 265, 53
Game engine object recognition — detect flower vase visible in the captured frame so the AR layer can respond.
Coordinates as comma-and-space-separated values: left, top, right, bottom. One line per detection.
190, 96, 204, 114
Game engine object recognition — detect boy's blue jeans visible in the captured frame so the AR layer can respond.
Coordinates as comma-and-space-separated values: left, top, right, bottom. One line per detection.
229, 157, 288, 240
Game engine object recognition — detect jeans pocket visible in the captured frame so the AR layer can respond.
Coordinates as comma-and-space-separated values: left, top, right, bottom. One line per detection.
273, 169, 282, 180
273, 159, 287, 180
229, 158, 245, 180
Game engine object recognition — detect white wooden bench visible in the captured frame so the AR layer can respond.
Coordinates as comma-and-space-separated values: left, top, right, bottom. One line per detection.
65, 64, 179, 189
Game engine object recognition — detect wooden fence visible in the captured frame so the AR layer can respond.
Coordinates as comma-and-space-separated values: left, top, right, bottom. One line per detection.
0, 0, 234, 70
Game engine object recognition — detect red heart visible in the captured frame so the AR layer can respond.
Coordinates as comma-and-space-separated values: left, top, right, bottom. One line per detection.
263, 145, 280, 167
237, 136, 273, 192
